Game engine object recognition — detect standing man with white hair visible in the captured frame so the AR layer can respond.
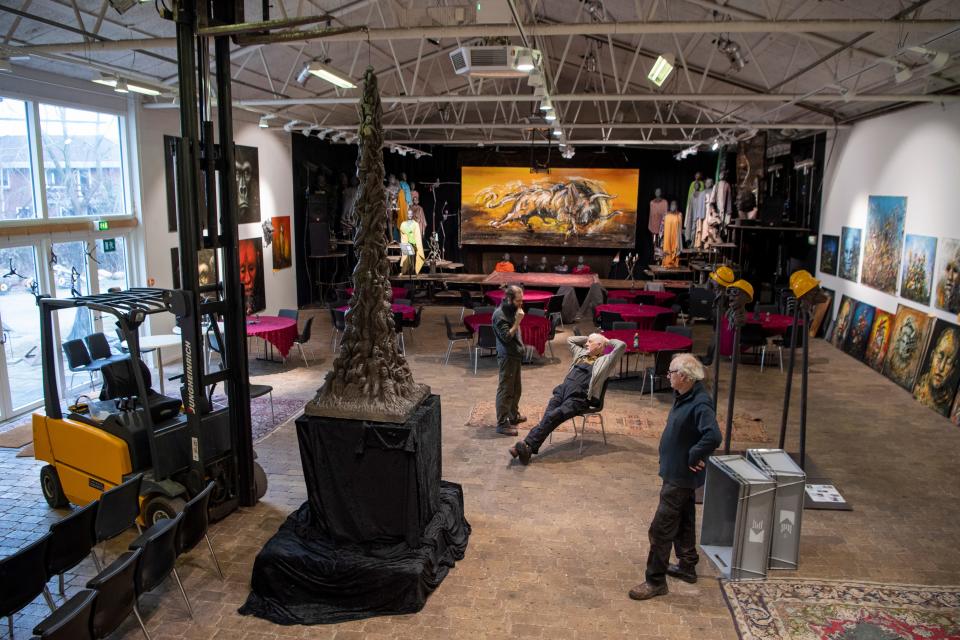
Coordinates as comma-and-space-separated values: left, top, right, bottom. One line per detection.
630, 353, 721, 601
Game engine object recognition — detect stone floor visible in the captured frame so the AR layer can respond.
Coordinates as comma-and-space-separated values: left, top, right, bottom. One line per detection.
1, 305, 959, 639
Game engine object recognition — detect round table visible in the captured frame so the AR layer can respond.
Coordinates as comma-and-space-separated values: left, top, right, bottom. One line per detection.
485, 289, 553, 306
464, 312, 551, 355
346, 286, 408, 301
600, 329, 693, 354
594, 303, 674, 329
607, 289, 676, 305
718, 313, 800, 357
245, 315, 298, 359
338, 303, 416, 322
122, 334, 182, 394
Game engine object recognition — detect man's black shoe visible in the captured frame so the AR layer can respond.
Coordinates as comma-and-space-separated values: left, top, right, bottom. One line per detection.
510, 414, 528, 425
496, 424, 518, 436
509, 441, 532, 465
666, 564, 698, 584
628, 582, 668, 600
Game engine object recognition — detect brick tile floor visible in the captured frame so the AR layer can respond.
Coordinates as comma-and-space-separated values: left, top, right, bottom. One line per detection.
1, 305, 958, 639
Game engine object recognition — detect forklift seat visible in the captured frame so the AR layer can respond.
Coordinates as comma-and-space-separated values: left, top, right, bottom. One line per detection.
99, 359, 182, 424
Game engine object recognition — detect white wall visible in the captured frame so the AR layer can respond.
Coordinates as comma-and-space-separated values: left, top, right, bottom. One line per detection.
818, 101, 960, 323
137, 108, 298, 334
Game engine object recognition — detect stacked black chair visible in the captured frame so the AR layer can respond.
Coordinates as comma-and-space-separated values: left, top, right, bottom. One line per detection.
93, 474, 144, 571
175, 483, 223, 581
62, 340, 108, 389
30, 589, 96, 640
129, 513, 193, 620
86, 549, 149, 640
291, 316, 314, 366
45, 501, 99, 603
0, 533, 54, 637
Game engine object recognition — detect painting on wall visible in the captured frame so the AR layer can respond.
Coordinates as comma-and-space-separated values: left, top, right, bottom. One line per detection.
239, 237, 265, 315
843, 301, 876, 361
933, 237, 960, 314
819, 235, 839, 276
809, 288, 834, 337
861, 195, 907, 294
839, 227, 861, 282
899, 234, 937, 305
831, 295, 856, 348
912, 319, 960, 417
271, 215, 292, 270
882, 304, 933, 391
864, 309, 894, 372
170, 247, 217, 291
236, 145, 261, 225
459, 166, 639, 247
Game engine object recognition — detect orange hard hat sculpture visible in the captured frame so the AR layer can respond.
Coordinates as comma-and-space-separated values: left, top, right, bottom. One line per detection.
789, 269, 828, 306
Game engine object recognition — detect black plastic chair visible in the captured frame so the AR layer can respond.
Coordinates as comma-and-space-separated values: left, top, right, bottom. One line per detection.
443, 316, 473, 366
329, 308, 346, 349
527, 307, 547, 317
549, 378, 612, 454
392, 311, 406, 356
525, 300, 546, 311
688, 287, 714, 322
546, 314, 562, 359
393, 297, 412, 306
665, 325, 694, 340
291, 316, 314, 366
401, 306, 424, 341
652, 311, 672, 332
459, 289, 476, 321
174, 483, 223, 581
474, 305, 495, 315
473, 325, 497, 375
612, 321, 638, 330
277, 308, 298, 321
546, 294, 565, 329
598, 310, 623, 331
641, 349, 686, 403
86, 549, 149, 640
62, 340, 107, 388
739, 323, 771, 370
83, 333, 127, 365
0, 533, 54, 637
128, 513, 192, 620
94, 474, 144, 571
31, 589, 96, 640
45, 501, 99, 603
250, 384, 275, 425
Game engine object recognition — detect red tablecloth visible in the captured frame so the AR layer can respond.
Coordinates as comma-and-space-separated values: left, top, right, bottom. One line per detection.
718, 313, 800, 356
346, 286, 408, 301
338, 303, 416, 321
464, 312, 551, 355
594, 303, 674, 329
607, 289, 676, 305
601, 329, 693, 354
246, 315, 298, 358
485, 289, 554, 305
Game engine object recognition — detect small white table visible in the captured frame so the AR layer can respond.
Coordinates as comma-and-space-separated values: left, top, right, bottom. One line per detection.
122, 334, 182, 394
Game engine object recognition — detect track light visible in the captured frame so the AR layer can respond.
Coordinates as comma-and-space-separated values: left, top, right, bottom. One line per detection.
647, 53, 675, 87
516, 52, 535, 72
715, 37, 746, 72
711, 139, 720, 151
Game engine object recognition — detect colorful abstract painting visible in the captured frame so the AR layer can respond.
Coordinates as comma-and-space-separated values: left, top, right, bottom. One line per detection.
460, 167, 639, 247
271, 215, 292, 270
899, 234, 936, 305
831, 295, 855, 349
843, 302, 875, 361
864, 309, 894, 372
882, 304, 933, 391
912, 319, 960, 417
819, 234, 838, 276
862, 195, 907, 294
839, 227, 861, 282
933, 237, 960, 314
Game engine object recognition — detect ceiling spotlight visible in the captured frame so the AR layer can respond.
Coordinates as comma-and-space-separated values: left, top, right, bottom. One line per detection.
516, 52, 535, 72
302, 126, 315, 137
552, 127, 562, 136
297, 63, 312, 87
910, 46, 949, 71
647, 53, 675, 87
283, 120, 302, 132
114, 79, 129, 94
539, 98, 553, 112
715, 37, 746, 72
544, 111, 557, 122
259, 115, 272, 128
305, 61, 356, 89
711, 139, 720, 151
561, 145, 575, 160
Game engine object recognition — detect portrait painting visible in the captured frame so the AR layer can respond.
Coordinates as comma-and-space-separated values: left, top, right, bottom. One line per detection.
819, 235, 839, 276
459, 166, 639, 248
882, 304, 933, 391
862, 195, 907, 294
933, 237, 960, 314
843, 301, 875, 361
912, 319, 960, 417
235, 145, 261, 225
899, 234, 937, 305
170, 247, 217, 291
239, 237, 265, 315
839, 227, 861, 282
864, 309, 894, 372
831, 295, 856, 349
271, 215, 292, 270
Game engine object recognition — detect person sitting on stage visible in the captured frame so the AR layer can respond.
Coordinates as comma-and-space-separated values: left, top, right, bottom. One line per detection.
517, 255, 531, 273
554, 255, 570, 273
495, 252, 516, 272
509, 333, 626, 464
572, 256, 591, 274
536, 257, 549, 272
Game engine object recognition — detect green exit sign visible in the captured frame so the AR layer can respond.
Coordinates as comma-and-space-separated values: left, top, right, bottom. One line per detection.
103, 238, 116, 253
98, 220, 110, 231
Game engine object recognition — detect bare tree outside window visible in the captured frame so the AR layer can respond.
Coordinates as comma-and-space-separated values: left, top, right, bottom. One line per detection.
0, 98, 37, 220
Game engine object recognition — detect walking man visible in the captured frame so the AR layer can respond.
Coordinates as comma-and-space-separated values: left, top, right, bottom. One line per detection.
630, 353, 721, 600
493, 285, 525, 436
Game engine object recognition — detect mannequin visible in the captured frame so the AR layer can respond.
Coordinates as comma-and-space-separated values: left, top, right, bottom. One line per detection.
685, 172, 704, 227
554, 256, 570, 273
715, 171, 734, 225
660, 200, 683, 268
396, 174, 412, 233
409, 190, 427, 236
399, 210, 425, 274
701, 202, 724, 248
572, 256, 591, 274
537, 256, 549, 272
495, 252, 515, 272
687, 179, 710, 245
648, 188, 668, 239
517, 255, 530, 273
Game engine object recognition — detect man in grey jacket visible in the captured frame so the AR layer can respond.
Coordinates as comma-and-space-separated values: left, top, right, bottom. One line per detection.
492, 286, 525, 436
509, 333, 625, 464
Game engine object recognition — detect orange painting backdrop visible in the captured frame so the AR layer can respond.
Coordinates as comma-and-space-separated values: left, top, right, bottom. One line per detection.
460, 166, 639, 247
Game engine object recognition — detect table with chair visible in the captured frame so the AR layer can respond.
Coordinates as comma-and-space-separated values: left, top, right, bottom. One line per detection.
606, 289, 676, 305
600, 328, 693, 394
718, 311, 799, 371
463, 311, 551, 357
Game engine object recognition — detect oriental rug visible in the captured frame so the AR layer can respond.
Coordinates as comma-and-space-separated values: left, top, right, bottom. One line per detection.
212, 394, 305, 443
722, 578, 960, 640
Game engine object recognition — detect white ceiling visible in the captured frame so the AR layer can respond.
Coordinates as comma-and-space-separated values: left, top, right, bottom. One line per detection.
2, 0, 959, 147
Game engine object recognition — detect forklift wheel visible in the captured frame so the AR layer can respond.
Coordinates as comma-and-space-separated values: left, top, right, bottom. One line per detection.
143, 495, 187, 525
254, 461, 268, 501
40, 465, 69, 509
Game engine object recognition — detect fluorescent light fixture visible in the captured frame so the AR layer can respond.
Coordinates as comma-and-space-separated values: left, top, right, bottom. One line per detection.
539, 98, 553, 112
544, 111, 556, 122
306, 62, 356, 89
647, 53, 675, 87
910, 46, 949, 71
114, 79, 129, 94
92, 73, 161, 96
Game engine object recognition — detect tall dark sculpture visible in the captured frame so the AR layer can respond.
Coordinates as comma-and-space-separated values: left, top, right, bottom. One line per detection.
306, 68, 429, 423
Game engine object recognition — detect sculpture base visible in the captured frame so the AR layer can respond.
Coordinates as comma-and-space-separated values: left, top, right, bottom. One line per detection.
304, 382, 431, 424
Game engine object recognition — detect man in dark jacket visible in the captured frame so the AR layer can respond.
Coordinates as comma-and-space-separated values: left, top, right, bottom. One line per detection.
492, 285, 525, 435
630, 353, 721, 601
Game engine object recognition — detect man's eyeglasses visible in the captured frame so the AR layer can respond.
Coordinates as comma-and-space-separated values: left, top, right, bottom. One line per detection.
667, 369, 681, 376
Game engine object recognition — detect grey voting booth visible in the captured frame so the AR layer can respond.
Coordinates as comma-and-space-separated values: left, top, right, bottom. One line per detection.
746, 448, 806, 570
700, 455, 776, 580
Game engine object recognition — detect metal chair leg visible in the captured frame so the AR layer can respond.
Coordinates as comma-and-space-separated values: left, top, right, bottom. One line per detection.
58, 572, 64, 596
474, 348, 479, 375
599, 414, 607, 445
443, 341, 453, 366
269, 391, 275, 424
90, 548, 102, 573
132, 604, 153, 640
171, 568, 194, 620
205, 534, 225, 581
43, 585, 56, 611
778, 346, 783, 373
297, 342, 309, 367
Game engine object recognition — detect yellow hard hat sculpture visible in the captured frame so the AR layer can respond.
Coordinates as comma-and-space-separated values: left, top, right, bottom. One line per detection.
709, 265, 736, 287
729, 279, 754, 302
789, 269, 828, 305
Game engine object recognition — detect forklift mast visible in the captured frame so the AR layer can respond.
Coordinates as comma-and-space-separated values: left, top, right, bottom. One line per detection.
165, 1, 256, 506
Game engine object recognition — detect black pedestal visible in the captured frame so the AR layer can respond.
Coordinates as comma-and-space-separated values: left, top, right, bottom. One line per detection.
240, 394, 471, 625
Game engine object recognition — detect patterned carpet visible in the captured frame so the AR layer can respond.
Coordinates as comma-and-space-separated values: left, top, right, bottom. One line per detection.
722, 578, 960, 640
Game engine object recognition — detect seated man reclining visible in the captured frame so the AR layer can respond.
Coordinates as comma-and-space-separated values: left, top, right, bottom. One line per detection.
510, 333, 626, 464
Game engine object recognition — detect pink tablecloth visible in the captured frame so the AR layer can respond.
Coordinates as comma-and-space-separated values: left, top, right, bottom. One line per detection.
338, 303, 416, 321
718, 313, 800, 356
485, 289, 553, 305
607, 289, 676, 305
246, 315, 298, 358
601, 329, 693, 354
346, 286, 408, 301
464, 312, 551, 355
594, 303, 674, 329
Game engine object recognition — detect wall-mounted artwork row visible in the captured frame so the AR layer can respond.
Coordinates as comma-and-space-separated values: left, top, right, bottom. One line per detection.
839, 228, 861, 282
459, 166, 639, 247
861, 195, 907, 295
900, 234, 937, 305
820, 234, 839, 276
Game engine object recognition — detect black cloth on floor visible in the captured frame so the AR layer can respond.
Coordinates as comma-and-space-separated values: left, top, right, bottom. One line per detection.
238, 481, 471, 625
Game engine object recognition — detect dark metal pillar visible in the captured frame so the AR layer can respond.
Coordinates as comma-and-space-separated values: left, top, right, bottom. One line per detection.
798, 307, 811, 470
778, 303, 801, 449
723, 325, 741, 454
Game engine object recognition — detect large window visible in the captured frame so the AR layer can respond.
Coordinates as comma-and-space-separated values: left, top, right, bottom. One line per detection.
0, 98, 37, 220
